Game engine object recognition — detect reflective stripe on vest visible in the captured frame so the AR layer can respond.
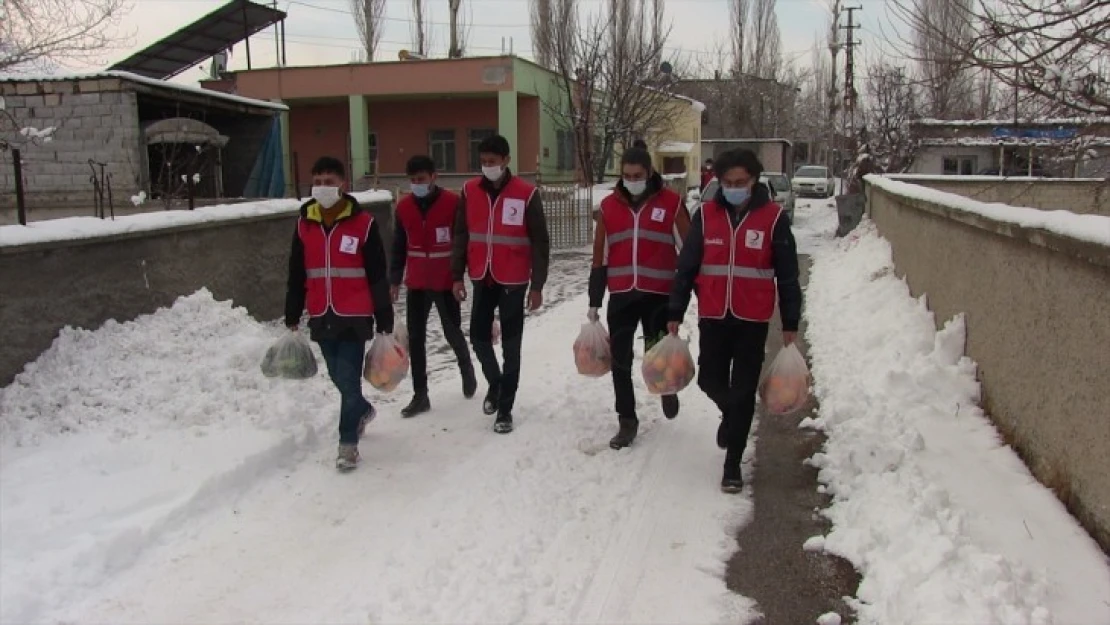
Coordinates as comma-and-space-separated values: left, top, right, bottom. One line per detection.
694, 200, 780, 321
464, 177, 534, 285
600, 189, 681, 295
305, 267, 368, 279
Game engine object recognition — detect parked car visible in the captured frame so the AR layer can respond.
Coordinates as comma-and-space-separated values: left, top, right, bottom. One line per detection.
693, 176, 795, 223
792, 165, 835, 198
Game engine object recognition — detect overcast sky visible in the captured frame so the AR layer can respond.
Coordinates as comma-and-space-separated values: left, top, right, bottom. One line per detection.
83, 0, 897, 84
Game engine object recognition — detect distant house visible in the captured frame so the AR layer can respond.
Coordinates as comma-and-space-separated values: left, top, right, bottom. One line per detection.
908, 118, 1110, 178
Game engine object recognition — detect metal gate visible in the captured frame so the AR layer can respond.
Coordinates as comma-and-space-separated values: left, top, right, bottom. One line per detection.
538, 177, 594, 250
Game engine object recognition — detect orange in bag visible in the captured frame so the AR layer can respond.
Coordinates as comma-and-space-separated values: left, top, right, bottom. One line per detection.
759, 344, 810, 415
363, 333, 410, 392
641, 334, 695, 395
573, 321, 612, 377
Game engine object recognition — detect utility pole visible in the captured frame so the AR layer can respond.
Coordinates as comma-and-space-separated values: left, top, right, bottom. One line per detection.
841, 6, 862, 158
827, 0, 842, 170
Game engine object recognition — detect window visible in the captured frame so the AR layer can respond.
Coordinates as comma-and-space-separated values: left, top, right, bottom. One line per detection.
942, 156, 977, 175
662, 156, 686, 175
367, 132, 378, 176
556, 130, 576, 171
429, 130, 457, 172
468, 128, 495, 172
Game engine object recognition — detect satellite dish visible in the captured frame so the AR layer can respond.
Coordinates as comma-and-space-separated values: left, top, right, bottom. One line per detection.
660, 61, 673, 74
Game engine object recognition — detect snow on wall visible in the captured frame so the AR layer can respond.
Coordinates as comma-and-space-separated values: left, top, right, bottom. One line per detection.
865, 175, 1110, 247
0, 191, 393, 248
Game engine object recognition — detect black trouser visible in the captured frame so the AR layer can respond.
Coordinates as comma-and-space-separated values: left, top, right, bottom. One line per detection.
607, 291, 671, 422
470, 280, 527, 412
406, 288, 473, 394
697, 318, 770, 466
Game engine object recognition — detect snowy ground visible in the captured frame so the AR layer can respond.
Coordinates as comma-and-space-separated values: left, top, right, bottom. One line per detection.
802, 216, 1110, 623
0, 249, 758, 624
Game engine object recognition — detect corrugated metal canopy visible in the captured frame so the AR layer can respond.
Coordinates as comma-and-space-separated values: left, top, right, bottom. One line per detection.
107, 0, 285, 80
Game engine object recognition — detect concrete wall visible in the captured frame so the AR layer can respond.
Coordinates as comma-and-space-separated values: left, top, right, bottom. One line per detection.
0, 79, 144, 209
865, 180, 1110, 550
0, 200, 394, 386
887, 175, 1110, 217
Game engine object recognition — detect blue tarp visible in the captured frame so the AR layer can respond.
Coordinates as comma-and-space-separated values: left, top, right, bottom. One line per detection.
243, 117, 286, 198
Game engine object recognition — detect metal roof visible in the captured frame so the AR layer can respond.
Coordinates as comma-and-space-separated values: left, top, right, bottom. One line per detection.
107, 0, 285, 80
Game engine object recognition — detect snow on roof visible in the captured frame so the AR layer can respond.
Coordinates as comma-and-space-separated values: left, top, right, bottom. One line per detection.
0, 70, 288, 112
919, 137, 1110, 148
888, 173, 1109, 183
657, 141, 695, 154
0, 190, 391, 248
914, 117, 1110, 127
864, 174, 1110, 247
640, 84, 706, 113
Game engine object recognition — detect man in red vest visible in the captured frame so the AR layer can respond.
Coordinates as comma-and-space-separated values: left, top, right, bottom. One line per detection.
450, 135, 551, 434
389, 155, 477, 417
285, 156, 394, 472
668, 149, 802, 493
588, 146, 691, 449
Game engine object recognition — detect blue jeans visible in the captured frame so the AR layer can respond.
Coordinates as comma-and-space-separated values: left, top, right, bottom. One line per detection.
317, 339, 372, 444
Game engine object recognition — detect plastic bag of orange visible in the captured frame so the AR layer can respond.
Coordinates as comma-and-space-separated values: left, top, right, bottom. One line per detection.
641, 334, 695, 395
759, 344, 810, 415
572, 320, 611, 377
363, 333, 410, 392
393, 322, 409, 352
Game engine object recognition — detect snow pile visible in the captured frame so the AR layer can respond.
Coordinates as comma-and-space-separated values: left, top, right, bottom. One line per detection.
866, 175, 1110, 246
803, 219, 1110, 623
0, 190, 393, 247
792, 197, 839, 255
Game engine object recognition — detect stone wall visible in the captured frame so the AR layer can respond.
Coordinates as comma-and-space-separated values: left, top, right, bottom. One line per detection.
865, 178, 1110, 550
888, 175, 1110, 217
0, 198, 395, 387
0, 79, 144, 210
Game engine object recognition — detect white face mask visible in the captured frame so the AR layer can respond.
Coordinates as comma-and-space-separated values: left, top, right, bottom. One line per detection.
481, 165, 504, 182
623, 179, 647, 196
311, 185, 341, 209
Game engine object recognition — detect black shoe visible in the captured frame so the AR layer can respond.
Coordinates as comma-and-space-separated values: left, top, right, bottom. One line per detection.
482, 386, 500, 415
400, 393, 430, 418
661, 395, 680, 420
609, 418, 639, 450
721, 465, 743, 493
716, 418, 728, 450
462, 367, 478, 399
493, 411, 513, 434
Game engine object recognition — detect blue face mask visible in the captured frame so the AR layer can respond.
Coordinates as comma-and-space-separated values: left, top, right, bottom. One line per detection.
411, 183, 431, 198
722, 187, 751, 206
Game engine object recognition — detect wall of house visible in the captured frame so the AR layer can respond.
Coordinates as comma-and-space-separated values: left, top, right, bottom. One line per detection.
287, 102, 350, 195
652, 99, 703, 189
517, 96, 541, 175
865, 178, 1110, 552
0, 80, 144, 211
511, 58, 572, 179
887, 175, 1110, 217
909, 146, 998, 175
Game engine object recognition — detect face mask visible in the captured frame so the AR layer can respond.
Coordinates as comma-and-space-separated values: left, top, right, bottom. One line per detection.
623, 179, 647, 196
311, 185, 341, 209
482, 165, 504, 182
411, 183, 431, 198
722, 187, 751, 206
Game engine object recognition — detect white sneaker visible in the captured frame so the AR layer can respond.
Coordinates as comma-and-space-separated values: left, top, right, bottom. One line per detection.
336, 443, 360, 471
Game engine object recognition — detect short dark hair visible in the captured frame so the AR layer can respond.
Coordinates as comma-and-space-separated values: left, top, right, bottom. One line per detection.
713, 148, 763, 180
405, 155, 436, 176
632, 139, 648, 150
477, 134, 511, 157
620, 147, 652, 171
311, 156, 346, 179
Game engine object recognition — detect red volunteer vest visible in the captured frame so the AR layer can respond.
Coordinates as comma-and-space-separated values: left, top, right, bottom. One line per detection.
396, 189, 458, 291
464, 176, 535, 285
695, 200, 781, 321
297, 207, 375, 318
600, 188, 682, 294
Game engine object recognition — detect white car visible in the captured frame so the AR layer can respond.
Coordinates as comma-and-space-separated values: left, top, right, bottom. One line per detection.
792, 165, 835, 198
693, 175, 795, 223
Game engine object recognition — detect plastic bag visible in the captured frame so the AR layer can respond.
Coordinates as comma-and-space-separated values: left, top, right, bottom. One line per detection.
759, 344, 811, 415
260, 332, 318, 379
393, 322, 409, 352
641, 334, 695, 395
573, 321, 612, 377
363, 333, 410, 392
491, 318, 501, 345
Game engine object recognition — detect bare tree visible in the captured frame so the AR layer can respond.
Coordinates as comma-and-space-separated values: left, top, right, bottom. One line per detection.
410, 0, 429, 55
350, 0, 386, 62
863, 62, 919, 172
530, 0, 555, 67
747, 0, 781, 80
0, 0, 131, 72
889, 0, 1110, 116
448, 0, 469, 58
908, 0, 976, 118
728, 0, 749, 75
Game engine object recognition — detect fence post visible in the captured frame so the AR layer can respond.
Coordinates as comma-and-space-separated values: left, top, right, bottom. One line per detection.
13, 148, 27, 226
292, 152, 301, 200
186, 170, 195, 210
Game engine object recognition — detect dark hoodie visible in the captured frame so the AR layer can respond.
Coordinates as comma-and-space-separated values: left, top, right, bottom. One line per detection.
667, 182, 802, 331
284, 193, 395, 341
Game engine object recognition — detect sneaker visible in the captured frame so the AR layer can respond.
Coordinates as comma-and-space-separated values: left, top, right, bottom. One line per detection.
493, 411, 513, 434
336, 443, 360, 471
716, 418, 728, 450
661, 395, 680, 420
721, 464, 743, 493
400, 393, 431, 418
462, 368, 478, 399
482, 386, 500, 416
609, 418, 639, 450
357, 406, 377, 439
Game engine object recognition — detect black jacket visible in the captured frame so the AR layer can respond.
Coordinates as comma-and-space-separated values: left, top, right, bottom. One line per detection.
284, 194, 395, 341
668, 182, 803, 331
388, 186, 450, 288
450, 170, 552, 292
